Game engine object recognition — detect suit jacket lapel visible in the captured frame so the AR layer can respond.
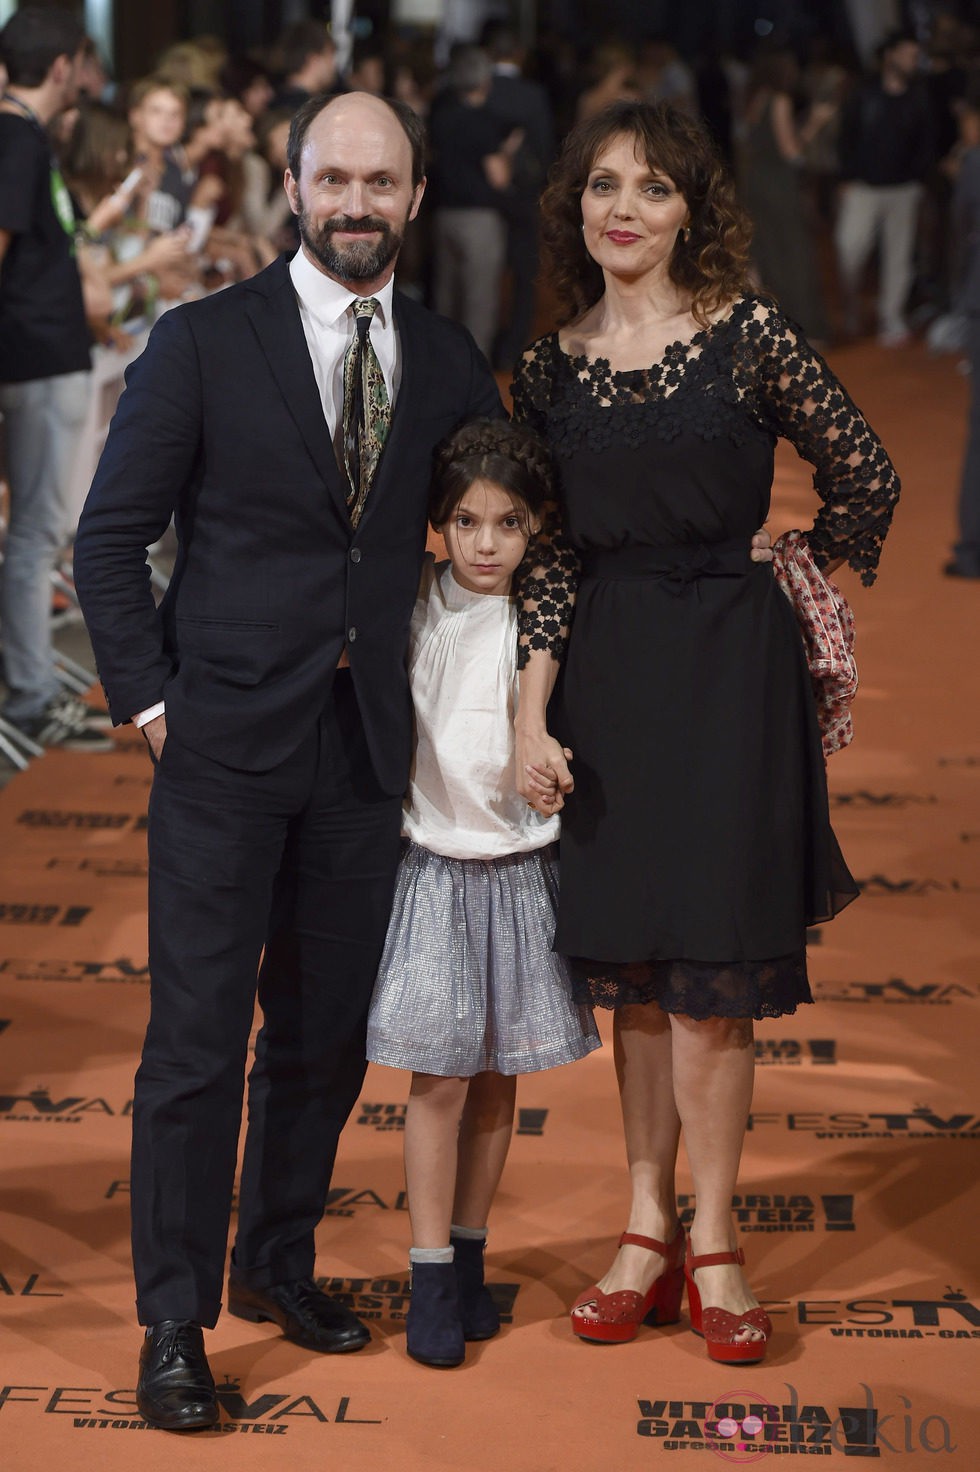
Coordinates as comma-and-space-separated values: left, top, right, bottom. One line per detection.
244, 261, 350, 524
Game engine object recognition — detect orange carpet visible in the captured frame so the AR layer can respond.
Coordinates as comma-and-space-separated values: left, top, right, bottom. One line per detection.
0, 339, 977, 1470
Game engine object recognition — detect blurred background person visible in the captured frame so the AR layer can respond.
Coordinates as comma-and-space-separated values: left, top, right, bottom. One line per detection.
271, 20, 341, 112
0, 6, 109, 751
482, 21, 555, 369
429, 45, 522, 361
946, 80, 980, 580
240, 107, 298, 257
636, 34, 699, 114
739, 47, 835, 343
575, 40, 640, 123
835, 29, 936, 346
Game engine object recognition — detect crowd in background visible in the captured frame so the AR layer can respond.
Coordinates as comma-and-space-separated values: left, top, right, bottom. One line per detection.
3, 7, 980, 754
8, 12, 980, 359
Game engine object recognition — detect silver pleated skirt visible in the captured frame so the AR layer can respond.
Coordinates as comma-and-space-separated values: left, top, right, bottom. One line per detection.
367, 841, 601, 1076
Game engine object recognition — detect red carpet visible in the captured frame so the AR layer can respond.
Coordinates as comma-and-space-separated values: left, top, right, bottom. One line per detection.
0, 338, 976, 1469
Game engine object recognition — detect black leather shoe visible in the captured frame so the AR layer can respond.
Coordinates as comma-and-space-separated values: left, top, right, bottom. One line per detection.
227, 1277, 371, 1353
136, 1320, 218, 1431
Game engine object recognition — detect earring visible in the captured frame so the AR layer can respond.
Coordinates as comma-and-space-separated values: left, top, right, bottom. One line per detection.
681, 226, 690, 242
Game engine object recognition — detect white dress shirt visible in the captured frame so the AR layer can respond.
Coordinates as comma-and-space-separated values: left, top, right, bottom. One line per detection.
134, 250, 401, 728
288, 246, 400, 446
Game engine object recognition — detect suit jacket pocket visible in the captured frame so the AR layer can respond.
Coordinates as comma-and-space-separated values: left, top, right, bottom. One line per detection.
176, 616, 281, 689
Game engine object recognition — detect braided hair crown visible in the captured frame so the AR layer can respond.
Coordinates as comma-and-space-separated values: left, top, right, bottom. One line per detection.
429, 417, 556, 530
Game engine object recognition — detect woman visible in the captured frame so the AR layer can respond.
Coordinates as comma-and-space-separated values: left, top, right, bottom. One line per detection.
738, 49, 835, 342
511, 102, 898, 1364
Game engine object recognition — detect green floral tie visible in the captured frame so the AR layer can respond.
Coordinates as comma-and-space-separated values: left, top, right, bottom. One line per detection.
342, 297, 391, 527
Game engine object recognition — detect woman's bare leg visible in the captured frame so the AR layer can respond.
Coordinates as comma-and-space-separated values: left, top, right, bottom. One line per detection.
670, 1012, 762, 1343
575, 1002, 682, 1319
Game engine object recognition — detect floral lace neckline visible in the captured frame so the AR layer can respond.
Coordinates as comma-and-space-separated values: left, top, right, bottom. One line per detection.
553, 295, 753, 380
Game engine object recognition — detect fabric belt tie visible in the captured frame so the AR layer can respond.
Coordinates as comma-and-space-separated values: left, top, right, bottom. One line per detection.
580, 537, 753, 596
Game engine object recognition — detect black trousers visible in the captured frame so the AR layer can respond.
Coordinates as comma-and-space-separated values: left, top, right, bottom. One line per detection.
132, 673, 403, 1327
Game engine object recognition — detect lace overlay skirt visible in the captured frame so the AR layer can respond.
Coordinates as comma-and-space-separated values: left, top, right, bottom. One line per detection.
570, 950, 812, 1020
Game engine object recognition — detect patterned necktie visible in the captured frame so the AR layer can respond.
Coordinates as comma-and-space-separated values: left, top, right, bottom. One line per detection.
341, 297, 391, 526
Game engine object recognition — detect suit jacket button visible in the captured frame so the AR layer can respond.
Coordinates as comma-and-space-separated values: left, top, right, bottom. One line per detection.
348, 627, 357, 642
350, 547, 361, 563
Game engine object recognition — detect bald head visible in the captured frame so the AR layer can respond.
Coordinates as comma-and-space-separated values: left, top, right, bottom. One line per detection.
286, 89, 426, 189
283, 89, 427, 292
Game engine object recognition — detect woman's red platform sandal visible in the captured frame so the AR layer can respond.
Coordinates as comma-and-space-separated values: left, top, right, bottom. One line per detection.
570, 1226, 686, 1344
684, 1241, 772, 1364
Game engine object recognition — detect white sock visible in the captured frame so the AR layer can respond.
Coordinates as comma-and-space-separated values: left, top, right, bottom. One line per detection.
409, 1245, 454, 1264
450, 1224, 488, 1241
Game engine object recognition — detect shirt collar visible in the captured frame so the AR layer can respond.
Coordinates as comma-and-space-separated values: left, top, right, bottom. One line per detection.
289, 246, 395, 330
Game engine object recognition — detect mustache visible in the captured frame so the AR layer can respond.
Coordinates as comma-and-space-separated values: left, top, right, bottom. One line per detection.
323, 214, 390, 236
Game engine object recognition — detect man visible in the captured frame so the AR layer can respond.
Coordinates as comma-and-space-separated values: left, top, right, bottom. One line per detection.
0, 7, 109, 751
482, 23, 554, 370
429, 45, 518, 361
835, 29, 935, 346
272, 20, 342, 113
73, 90, 502, 1432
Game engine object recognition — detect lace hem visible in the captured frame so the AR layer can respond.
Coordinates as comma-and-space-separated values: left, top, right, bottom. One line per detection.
570, 951, 812, 1020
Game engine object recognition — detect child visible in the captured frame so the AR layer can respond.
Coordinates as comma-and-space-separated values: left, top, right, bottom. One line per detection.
367, 418, 599, 1368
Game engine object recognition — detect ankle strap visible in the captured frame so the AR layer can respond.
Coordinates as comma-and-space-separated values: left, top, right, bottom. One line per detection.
618, 1228, 680, 1255
687, 1245, 746, 1269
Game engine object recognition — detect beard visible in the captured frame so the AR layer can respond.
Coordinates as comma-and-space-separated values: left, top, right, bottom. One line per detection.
298, 207, 406, 282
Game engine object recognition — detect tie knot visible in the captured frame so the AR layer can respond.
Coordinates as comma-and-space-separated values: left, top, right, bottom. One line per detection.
353, 297, 379, 339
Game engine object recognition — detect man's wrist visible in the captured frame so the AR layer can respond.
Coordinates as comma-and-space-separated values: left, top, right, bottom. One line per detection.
133, 702, 165, 728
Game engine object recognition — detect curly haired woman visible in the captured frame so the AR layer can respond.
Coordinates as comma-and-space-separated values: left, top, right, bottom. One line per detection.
510, 102, 899, 1364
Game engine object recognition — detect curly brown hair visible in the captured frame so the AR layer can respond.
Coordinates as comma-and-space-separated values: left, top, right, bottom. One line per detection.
429, 418, 555, 533
540, 101, 752, 328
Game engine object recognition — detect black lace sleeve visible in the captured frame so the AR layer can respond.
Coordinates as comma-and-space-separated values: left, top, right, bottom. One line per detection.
739, 300, 900, 585
510, 340, 581, 667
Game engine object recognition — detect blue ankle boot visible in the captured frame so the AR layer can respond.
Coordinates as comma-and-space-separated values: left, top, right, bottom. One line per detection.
406, 1262, 465, 1367
450, 1232, 501, 1341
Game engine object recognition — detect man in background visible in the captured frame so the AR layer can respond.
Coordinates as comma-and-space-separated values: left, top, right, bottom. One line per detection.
0, 6, 108, 751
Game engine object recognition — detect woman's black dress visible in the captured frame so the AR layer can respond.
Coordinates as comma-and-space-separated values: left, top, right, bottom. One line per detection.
511, 298, 899, 1020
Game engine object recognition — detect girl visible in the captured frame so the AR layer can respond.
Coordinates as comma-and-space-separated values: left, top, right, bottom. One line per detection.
367, 418, 600, 1369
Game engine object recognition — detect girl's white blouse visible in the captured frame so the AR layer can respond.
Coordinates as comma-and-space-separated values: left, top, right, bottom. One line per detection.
403, 557, 561, 860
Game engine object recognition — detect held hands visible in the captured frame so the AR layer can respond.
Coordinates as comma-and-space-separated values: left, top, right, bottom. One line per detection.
516, 728, 574, 815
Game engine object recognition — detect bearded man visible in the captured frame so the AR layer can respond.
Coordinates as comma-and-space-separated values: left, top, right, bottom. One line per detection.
73, 91, 502, 1430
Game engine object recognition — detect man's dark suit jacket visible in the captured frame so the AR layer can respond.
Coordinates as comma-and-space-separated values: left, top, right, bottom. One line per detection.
73, 255, 503, 792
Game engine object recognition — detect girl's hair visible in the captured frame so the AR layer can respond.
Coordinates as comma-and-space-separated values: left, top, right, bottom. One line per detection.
540, 100, 752, 328
429, 418, 555, 533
